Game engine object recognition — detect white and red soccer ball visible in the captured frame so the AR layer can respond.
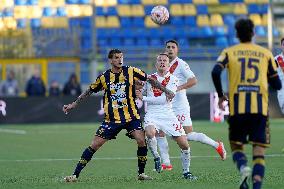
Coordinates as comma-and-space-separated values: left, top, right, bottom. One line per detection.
150, 5, 169, 25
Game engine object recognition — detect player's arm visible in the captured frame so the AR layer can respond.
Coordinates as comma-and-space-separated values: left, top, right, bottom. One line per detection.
211, 50, 229, 110
268, 57, 282, 90
178, 63, 197, 92
147, 76, 175, 101
63, 76, 103, 114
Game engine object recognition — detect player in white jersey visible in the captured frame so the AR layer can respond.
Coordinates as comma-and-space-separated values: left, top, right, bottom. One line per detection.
155, 40, 227, 170
274, 38, 284, 114
136, 53, 197, 180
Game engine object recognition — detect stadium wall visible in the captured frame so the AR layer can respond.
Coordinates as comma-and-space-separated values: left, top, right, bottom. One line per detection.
0, 92, 282, 124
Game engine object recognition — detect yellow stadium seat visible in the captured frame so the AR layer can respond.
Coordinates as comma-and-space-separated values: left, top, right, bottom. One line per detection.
170, 4, 184, 16
14, 6, 28, 19
197, 14, 210, 26
262, 14, 268, 26
153, 0, 168, 5
131, 5, 145, 17
42, 17, 68, 28
257, 0, 269, 4
234, 4, 248, 15
117, 5, 131, 16
249, 14, 262, 25
210, 14, 224, 26
244, 0, 257, 4
193, 0, 206, 4
183, 4, 197, 16
106, 16, 120, 28
141, 0, 155, 5
95, 16, 107, 28
206, 0, 219, 4
144, 16, 159, 27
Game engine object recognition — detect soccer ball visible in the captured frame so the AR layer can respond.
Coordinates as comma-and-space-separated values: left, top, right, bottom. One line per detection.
150, 5, 169, 25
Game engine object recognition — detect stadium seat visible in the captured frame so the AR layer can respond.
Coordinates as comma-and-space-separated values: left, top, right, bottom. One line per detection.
170, 17, 184, 26
136, 38, 149, 46
249, 14, 262, 25
177, 38, 190, 47
141, 0, 155, 5
212, 26, 227, 37
244, 0, 257, 3
248, 4, 262, 14
262, 14, 267, 26
199, 26, 213, 37
106, 16, 120, 28
215, 37, 228, 47
197, 15, 210, 26
153, 0, 168, 5
149, 38, 162, 46
17, 19, 26, 28
184, 4, 197, 16
193, 0, 206, 4
234, 4, 248, 15
223, 14, 236, 26
144, 6, 153, 15
110, 38, 122, 47
196, 5, 208, 14
170, 4, 184, 16
184, 16, 197, 27
117, 5, 132, 16
95, 16, 107, 28
131, 5, 145, 16
123, 38, 135, 46
255, 25, 266, 37
145, 16, 159, 27
210, 14, 224, 26
132, 17, 145, 27
120, 17, 132, 27
257, 0, 269, 4
206, 0, 219, 4
42, 17, 68, 28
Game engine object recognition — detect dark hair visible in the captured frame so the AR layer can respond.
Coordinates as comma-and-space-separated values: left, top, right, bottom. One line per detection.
165, 39, 179, 47
108, 49, 122, 59
281, 37, 284, 45
235, 18, 254, 42
158, 53, 169, 58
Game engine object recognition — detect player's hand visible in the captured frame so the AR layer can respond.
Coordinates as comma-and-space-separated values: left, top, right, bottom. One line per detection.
165, 92, 175, 102
62, 103, 76, 114
135, 89, 143, 100
135, 80, 145, 90
218, 95, 228, 111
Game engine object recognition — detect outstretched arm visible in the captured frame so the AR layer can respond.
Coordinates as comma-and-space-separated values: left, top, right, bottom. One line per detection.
62, 88, 93, 114
146, 76, 175, 101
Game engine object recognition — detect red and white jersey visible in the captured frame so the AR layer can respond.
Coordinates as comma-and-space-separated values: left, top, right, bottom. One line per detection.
168, 57, 195, 111
143, 72, 178, 114
275, 53, 284, 81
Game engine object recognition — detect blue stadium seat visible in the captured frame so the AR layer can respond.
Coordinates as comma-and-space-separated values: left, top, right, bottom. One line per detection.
149, 39, 162, 47
135, 28, 150, 38
57, 7, 67, 17
172, 27, 186, 38
260, 4, 268, 14
223, 14, 235, 26
120, 17, 132, 27
66, 0, 79, 4
177, 38, 189, 47
169, 0, 192, 3
30, 18, 41, 28
144, 6, 154, 15
212, 26, 227, 37
170, 17, 184, 26
184, 16, 197, 27
199, 26, 213, 37
123, 38, 135, 46
27, 0, 38, 5
255, 26, 266, 37
15, 0, 27, 5
79, 0, 91, 4
215, 37, 228, 47
17, 19, 26, 28
248, 4, 262, 14
136, 38, 148, 46
110, 38, 122, 47
132, 17, 144, 27
196, 5, 208, 14
43, 7, 54, 16
80, 17, 92, 28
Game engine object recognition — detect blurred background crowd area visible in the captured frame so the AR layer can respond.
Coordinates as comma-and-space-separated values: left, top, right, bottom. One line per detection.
0, 0, 283, 97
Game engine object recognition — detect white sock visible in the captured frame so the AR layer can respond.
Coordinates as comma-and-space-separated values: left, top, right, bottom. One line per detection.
157, 137, 171, 165
147, 137, 160, 159
187, 132, 219, 149
181, 148, 191, 174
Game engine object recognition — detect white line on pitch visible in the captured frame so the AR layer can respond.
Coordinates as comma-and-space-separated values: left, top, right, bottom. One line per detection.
0, 154, 283, 162
0, 128, 26, 135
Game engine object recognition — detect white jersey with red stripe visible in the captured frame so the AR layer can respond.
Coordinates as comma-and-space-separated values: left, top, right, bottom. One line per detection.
168, 57, 196, 126
143, 72, 185, 136
274, 53, 284, 113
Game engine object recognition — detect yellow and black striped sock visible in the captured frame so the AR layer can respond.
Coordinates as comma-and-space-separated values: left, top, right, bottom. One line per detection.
73, 146, 96, 178
137, 146, 147, 175
252, 155, 265, 189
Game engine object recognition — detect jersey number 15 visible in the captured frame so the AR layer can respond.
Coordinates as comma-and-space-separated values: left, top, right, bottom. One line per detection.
238, 57, 260, 83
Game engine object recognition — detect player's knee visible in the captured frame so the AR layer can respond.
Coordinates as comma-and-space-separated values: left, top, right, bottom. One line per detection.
145, 127, 156, 138
230, 142, 244, 152
183, 126, 193, 134
135, 137, 146, 146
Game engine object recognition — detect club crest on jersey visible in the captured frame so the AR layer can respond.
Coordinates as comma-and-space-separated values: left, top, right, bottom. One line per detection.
151, 74, 170, 97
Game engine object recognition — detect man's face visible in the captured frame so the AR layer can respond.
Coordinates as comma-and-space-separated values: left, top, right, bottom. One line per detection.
156, 54, 169, 72
109, 53, 123, 68
165, 42, 178, 60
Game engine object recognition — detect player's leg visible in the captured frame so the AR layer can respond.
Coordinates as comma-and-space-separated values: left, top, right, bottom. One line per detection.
145, 125, 162, 173
277, 88, 284, 114
250, 115, 269, 189
181, 111, 226, 160
64, 121, 120, 182
127, 120, 152, 180
156, 131, 172, 170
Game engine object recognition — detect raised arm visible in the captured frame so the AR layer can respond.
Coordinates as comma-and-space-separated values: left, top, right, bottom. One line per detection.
62, 88, 94, 114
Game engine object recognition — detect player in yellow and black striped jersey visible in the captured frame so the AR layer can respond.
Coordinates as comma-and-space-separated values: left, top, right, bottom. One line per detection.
62, 49, 175, 182
212, 19, 281, 189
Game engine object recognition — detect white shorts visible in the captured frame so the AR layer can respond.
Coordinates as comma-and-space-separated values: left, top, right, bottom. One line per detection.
173, 108, 193, 127
144, 112, 185, 137
277, 87, 284, 114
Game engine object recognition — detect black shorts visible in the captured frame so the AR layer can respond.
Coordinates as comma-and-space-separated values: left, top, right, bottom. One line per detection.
228, 114, 270, 147
95, 119, 144, 140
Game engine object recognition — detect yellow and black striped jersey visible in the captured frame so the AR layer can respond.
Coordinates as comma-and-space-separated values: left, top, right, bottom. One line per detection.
217, 43, 278, 116
89, 66, 147, 123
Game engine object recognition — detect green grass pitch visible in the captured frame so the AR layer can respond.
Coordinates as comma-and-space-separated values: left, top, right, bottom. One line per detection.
0, 120, 284, 189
